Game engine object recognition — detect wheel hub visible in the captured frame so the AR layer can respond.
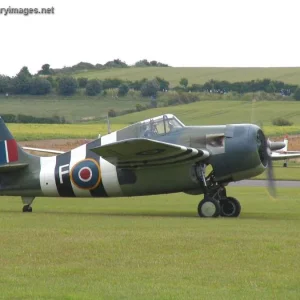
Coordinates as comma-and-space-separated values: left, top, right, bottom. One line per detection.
221, 200, 236, 216
201, 201, 217, 217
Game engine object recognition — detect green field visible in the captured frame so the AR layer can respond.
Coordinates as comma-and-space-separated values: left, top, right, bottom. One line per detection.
112, 100, 300, 126
0, 94, 148, 123
75, 66, 300, 86
3, 100, 300, 139
113, 100, 300, 135
1, 187, 300, 299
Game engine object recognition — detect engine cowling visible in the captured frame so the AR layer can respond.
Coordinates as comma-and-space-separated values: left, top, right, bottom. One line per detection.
209, 124, 268, 182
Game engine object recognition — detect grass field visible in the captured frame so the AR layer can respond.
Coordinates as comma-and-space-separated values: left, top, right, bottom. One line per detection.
4, 99, 300, 140
1, 186, 300, 299
0, 94, 148, 123
75, 67, 300, 86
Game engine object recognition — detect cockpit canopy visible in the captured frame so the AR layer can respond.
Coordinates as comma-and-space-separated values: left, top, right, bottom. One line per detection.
140, 114, 184, 137
116, 114, 185, 141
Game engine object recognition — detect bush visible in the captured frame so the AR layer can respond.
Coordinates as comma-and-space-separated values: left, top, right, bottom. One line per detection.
57, 76, 78, 95
1, 113, 67, 124
272, 117, 293, 126
140, 79, 160, 97
108, 109, 117, 117
294, 87, 300, 101
117, 83, 129, 96
86, 79, 102, 96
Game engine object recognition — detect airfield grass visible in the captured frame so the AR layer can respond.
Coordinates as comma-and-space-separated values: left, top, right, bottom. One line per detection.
1, 187, 300, 299
75, 66, 300, 86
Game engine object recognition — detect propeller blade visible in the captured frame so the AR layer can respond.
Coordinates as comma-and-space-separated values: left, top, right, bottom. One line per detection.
265, 136, 276, 197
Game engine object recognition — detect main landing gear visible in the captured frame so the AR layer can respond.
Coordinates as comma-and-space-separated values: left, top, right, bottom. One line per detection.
195, 164, 241, 218
22, 196, 35, 213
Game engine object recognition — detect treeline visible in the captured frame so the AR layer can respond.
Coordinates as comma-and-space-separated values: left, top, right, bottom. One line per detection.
0, 66, 170, 97
37, 59, 169, 75
1, 66, 300, 101
187, 79, 297, 95
1, 114, 67, 124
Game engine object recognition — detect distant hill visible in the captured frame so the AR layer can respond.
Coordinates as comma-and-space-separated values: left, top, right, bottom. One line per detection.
75, 67, 300, 86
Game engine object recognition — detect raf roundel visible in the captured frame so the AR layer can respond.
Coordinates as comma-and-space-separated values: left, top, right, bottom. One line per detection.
70, 159, 101, 190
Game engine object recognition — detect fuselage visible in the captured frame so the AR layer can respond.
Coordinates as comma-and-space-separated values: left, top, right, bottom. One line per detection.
0, 123, 266, 198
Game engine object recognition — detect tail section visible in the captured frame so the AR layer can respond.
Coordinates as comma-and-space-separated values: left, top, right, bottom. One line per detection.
0, 117, 32, 172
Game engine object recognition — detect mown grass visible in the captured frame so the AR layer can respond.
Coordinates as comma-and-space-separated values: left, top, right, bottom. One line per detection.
254, 161, 300, 180
75, 66, 300, 86
1, 187, 300, 299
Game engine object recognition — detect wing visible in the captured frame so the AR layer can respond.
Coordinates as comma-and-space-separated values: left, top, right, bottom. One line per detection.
90, 138, 210, 168
271, 151, 300, 161
22, 147, 64, 155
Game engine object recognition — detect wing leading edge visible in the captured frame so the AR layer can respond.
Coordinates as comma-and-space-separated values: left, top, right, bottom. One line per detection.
90, 138, 210, 168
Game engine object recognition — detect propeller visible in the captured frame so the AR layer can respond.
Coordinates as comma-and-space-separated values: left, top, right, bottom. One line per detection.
266, 137, 276, 197
257, 129, 276, 198
251, 98, 276, 197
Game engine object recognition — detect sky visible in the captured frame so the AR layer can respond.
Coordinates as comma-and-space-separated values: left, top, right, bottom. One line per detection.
0, 0, 300, 76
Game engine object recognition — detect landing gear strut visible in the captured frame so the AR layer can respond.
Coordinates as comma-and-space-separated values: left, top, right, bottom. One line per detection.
21, 196, 35, 213
195, 164, 241, 218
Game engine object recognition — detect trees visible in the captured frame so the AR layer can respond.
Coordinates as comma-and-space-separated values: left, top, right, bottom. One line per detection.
77, 77, 88, 88
11, 66, 32, 94
57, 76, 78, 95
180, 78, 188, 89
30, 77, 52, 95
0, 75, 11, 93
85, 79, 102, 96
102, 78, 123, 89
140, 79, 160, 97
118, 83, 129, 96
155, 77, 169, 91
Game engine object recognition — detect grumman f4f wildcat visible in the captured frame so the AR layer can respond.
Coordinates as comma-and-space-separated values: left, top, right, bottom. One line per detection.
1, 114, 299, 218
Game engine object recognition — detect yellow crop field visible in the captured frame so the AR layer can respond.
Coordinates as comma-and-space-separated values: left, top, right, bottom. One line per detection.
7, 123, 125, 141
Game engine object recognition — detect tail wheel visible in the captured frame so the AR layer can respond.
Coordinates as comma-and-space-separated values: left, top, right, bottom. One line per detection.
220, 197, 241, 217
198, 198, 221, 218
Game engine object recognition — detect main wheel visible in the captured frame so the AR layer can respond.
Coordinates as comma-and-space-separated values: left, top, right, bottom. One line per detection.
198, 198, 221, 218
220, 197, 241, 217
22, 205, 32, 213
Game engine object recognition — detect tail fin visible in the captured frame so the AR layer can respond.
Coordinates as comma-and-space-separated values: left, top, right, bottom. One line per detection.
0, 117, 29, 172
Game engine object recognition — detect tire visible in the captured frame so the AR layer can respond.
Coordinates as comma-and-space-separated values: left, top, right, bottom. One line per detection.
220, 197, 241, 217
198, 198, 221, 218
22, 205, 32, 213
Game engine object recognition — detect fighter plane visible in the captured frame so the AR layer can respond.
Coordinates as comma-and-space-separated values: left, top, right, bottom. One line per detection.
0, 114, 298, 218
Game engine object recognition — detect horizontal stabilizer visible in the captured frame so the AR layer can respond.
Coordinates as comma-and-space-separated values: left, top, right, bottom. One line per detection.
0, 162, 28, 173
22, 146, 64, 155
90, 138, 210, 168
